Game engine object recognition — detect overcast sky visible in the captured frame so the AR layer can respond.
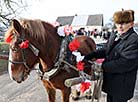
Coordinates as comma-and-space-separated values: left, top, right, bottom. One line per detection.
22, 0, 138, 24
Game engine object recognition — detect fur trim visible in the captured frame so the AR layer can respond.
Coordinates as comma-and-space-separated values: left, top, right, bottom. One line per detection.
113, 9, 134, 24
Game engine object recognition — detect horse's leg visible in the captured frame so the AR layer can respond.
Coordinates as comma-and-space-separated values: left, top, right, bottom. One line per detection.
61, 87, 71, 102
42, 80, 56, 102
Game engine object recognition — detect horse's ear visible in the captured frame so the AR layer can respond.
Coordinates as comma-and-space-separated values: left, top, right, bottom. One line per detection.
12, 19, 22, 35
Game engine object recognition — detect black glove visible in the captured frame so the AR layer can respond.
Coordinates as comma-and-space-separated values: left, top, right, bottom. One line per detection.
83, 51, 97, 61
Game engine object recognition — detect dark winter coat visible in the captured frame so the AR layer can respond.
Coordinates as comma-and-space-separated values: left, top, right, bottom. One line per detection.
85, 27, 138, 100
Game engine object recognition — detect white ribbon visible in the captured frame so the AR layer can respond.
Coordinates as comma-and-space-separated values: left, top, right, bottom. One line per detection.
72, 51, 84, 62
57, 26, 65, 37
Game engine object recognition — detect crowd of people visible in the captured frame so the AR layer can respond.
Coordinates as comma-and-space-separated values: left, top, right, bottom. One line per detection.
71, 27, 114, 41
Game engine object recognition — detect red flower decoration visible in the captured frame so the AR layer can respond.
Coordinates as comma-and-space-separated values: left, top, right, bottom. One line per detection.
69, 39, 80, 51
80, 82, 91, 93
19, 40, 29, 49
76, 61, 85, 71
5, 34, 12, 43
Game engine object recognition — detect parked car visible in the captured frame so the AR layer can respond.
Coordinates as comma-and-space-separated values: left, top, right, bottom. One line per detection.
96, 42, 106, 50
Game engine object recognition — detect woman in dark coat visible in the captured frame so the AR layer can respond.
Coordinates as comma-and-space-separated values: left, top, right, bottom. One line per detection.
84, 9, 138, 102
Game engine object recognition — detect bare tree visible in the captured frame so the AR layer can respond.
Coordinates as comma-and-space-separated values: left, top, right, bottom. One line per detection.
0, 0, 28, 32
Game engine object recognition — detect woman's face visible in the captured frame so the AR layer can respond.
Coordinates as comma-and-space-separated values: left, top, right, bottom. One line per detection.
115, 22, 134, 34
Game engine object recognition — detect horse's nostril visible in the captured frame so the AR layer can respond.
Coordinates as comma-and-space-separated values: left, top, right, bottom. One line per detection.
12, 77, 16, 81
17, 81, 22, 83
12, 77, 22, 83
11, 46, 18, 52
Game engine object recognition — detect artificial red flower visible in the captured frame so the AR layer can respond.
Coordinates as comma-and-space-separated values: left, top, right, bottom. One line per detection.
5, 34, 12, 43
76, 61, 85, 71
19, 40, 29, 49
80, 82, 91, 93
69, 39, 80, 51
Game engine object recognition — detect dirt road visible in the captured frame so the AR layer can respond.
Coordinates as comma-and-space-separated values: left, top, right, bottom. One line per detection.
0, 71, 108, 102
1, 71, 138, 102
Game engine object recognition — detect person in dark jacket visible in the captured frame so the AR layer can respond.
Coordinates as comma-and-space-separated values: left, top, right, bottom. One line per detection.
83, 9, 138, 102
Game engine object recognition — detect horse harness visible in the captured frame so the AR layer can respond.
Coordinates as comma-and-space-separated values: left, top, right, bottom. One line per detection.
9, 33, 39, 75
40, 35, 75, 80
9, 33, 103, 85
9, 33, 74, 80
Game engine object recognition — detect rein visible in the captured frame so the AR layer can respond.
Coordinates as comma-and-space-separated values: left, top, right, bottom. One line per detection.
9, 44, 39, 63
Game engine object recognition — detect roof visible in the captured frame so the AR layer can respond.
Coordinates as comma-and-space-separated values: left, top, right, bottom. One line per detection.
135, 23, 138, 27
87, 14, 103, 26
71, 15, 89, 26
56, 14, 103, 26
56, 16, 74, 26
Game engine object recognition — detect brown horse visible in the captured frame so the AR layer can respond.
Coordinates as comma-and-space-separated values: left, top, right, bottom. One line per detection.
5, 19, 96, 102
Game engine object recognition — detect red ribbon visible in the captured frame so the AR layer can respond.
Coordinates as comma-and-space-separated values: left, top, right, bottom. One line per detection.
80, 82, 91, 93
19, 40, 29, 49
76, 61, 85, 71
5, 34, 12, 43
69, 39, 80, 51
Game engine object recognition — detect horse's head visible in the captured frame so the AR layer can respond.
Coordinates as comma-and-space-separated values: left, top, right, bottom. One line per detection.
5, 19, 39, 83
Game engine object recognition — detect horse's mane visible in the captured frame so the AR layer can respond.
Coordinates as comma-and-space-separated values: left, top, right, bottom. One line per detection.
5, 19, 58, 44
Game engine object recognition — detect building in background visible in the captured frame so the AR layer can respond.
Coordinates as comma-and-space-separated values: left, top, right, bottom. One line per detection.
56, 14, 104, 32
134, 23, 138, 33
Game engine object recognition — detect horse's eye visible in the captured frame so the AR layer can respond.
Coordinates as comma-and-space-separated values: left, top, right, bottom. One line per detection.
17, 38, 22, 43
10, 45, 19, 52
12, 47, 18, 52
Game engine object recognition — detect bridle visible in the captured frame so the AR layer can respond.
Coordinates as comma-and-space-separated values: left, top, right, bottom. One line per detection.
9, 33, 39, 73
